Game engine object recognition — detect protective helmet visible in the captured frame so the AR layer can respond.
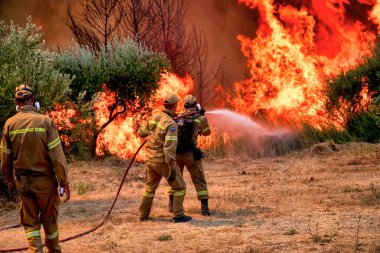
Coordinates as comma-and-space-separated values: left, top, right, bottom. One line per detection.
163, 93, 180, 105
15, 84, 34, 100
184, 94, 197, 108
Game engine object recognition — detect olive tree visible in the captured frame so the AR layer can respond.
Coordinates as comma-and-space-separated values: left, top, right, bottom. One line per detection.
53, 39, 170, 157
0, 18, 71, 199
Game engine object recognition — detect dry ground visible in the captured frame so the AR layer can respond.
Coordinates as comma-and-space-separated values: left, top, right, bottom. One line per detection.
1, 142, 379, 253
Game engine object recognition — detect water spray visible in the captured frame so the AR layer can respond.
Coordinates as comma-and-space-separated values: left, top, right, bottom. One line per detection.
205, 109, 292, 137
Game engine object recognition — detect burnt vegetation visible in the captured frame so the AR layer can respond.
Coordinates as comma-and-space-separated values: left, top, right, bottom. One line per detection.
67, 0, 217, 106
1, 2, 380, 200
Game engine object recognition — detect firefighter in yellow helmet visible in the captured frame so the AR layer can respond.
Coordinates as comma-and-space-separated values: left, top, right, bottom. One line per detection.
168, 94, 211, 215
1, 84, 70, 253
137, 93, 192, 223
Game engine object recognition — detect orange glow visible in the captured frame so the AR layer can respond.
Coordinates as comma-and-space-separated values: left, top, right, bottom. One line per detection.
95, 72, 193, 159
51, 72, 193, 159
231, 0, 378, 128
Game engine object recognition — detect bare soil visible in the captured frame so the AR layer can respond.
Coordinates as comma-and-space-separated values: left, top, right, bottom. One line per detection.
1, 142, 379, 252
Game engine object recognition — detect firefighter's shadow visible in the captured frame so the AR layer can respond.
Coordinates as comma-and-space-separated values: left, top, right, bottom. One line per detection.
146, 216, 237, 227
189, 218, 236, 227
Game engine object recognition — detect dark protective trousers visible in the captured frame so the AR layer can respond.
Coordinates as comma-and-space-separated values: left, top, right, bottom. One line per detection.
175, 151, 209, 200
16, 173, 61, 253
139, 162, 186, 219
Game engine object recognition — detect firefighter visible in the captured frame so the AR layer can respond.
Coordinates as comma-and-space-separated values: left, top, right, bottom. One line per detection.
1, 84, 70, 253
137, 93, 192, 223
169, 94, 211, 216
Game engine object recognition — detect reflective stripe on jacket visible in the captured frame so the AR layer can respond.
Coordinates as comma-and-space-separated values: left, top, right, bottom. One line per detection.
1, 106, 69, 186
137, 110, 178, 164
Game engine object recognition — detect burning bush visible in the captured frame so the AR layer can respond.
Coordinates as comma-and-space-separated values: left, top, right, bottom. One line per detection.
52, 39, 171, 158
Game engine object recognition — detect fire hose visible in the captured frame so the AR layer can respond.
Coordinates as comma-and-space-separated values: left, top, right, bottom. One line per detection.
0, 138, 146, 252
0, 111, 197, 252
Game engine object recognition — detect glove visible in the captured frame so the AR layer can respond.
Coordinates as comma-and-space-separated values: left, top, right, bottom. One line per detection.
60, 184, 70, 203
199, 108, 205, 116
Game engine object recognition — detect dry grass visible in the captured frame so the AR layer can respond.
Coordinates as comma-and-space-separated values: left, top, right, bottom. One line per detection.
1, 142, 379, 252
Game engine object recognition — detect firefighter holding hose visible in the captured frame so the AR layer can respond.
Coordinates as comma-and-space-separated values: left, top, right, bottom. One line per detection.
1, 84, 70, 253
137, 93, 192, 223
168, 94, 212, 215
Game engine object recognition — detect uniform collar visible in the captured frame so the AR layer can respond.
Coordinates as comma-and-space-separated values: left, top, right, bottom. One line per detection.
19, 105, 37, 112
163, 109, 175, 117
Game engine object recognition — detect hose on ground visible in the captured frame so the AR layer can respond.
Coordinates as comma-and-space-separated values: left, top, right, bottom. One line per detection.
0, 111, 196, 252
0, 140, 147, 252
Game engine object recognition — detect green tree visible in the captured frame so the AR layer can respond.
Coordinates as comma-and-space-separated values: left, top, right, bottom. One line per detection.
53, 39, 170, 157
325, 38, 380, 143
326, 38, 380, 116
0, 17, 72, 199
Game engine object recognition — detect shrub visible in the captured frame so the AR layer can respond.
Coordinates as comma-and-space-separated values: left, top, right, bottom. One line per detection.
53, 39, 170, 158
346, 111, 380, 143
0, 17, 71, 199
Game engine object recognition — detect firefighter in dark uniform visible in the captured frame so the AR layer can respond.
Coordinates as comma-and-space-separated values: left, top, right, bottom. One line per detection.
1, 84, 70, 253
137, 93, 192, 223
168, 94, 212, 215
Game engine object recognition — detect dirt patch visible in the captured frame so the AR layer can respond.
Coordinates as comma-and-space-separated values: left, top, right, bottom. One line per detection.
0, 143, 379, 252
309, 141, 339, 156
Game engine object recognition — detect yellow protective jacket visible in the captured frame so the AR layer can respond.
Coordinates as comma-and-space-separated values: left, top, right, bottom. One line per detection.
137, 110, 178, 165
1, 106, 69, 186
180, 108, 211, 145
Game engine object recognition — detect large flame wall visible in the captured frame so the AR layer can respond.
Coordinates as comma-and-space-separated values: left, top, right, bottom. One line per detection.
230, 0, 379, 127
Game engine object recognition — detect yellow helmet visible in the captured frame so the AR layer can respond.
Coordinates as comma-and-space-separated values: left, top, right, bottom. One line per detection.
163, 93, 180, 105
15, 84, 34, 100
184, 94, 197, 108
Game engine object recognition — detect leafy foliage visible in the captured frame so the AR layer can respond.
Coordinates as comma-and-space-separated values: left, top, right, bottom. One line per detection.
346, 111, 380, 143
326, 38, 380, 115
53, 39, 170, 157
0, 17, 71, 127
0, 17, 71, 198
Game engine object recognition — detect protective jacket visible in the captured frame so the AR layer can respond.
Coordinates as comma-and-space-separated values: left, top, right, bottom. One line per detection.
137, 109, 187, 219
1, 105, 69, 186
137, 109, 178, 165
180, 108, 211, 145
174, 108, 211, 201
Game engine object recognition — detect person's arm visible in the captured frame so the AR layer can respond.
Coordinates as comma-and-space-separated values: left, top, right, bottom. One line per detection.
46, 118, 69, 187
199, 116, 211, 136
163, 121, 178, 182
163, 122, 178, 165
1, 125, 14, 188
137, 120, 149, 138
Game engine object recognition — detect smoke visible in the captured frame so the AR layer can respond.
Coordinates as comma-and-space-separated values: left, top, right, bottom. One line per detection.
0, 0, 259, 86
184, 0, 259, 87
0, 0, 76, 48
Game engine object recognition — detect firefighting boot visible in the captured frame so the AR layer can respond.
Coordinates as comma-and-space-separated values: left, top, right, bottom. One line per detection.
201, 199, 211, 216
45, 236, 62, 253
173, 215, 192, 223
27, 234, 44, 253
168, 195, 174, 213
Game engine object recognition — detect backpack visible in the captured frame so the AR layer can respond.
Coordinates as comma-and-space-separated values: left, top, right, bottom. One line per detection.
176, 114, 199, 154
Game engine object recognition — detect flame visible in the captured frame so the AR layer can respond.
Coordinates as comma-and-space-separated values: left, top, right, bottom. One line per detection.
230, 0, 379, 128
95, 72, 193, 159
51, 0, 380, 159
48, 102, 82, 147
